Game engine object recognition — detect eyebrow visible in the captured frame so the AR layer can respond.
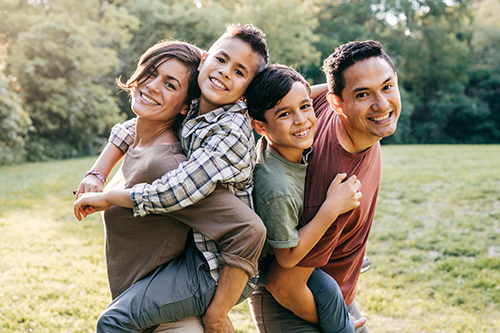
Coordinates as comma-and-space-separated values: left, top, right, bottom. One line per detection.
273, 98, 311, 115
217, 50, 249, 74
351, 77, 393, 95
165, 74, 181, 87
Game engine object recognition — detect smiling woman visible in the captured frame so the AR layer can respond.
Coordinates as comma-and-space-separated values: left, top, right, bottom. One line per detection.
73, 40, 210, 332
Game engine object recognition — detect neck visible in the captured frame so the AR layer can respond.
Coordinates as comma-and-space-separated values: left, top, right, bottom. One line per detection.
335, 117, 377, 154
198, 97, 216, 115
133, 117, 178, 148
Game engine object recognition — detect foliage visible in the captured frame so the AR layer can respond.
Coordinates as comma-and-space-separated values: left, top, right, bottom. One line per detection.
3, 0, 136, 160
0, 73, 31, 165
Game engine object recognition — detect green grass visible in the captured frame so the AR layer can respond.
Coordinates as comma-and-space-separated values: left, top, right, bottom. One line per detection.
1, 145, 499, 332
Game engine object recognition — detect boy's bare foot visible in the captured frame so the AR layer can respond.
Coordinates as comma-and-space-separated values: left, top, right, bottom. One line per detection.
351, 314, 367, 329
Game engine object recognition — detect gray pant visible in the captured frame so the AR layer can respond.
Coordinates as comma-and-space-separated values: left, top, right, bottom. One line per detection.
97, 238, 255, 333
248, 287, 369, 333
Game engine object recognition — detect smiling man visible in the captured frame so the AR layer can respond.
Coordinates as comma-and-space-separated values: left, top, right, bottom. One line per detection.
296, 40, 400, 333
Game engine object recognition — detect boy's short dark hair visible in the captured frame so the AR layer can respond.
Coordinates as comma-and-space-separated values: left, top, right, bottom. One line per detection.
246, 64, 311, 122
118, 40, 202, 105
210, 23, 269, 74
322, 40, 395, 99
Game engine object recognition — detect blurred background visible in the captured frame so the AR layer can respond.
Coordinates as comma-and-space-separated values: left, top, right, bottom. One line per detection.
1, 0, 499, 166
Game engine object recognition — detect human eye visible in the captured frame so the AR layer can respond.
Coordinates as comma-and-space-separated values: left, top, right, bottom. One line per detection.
277, 111, 290, 118
355, 92, 368, 99
235, 69, 244, 77
215, 56, 225, 64
382, 83, 393, 91
300, 102, 312, 110
164, 81, 176, 90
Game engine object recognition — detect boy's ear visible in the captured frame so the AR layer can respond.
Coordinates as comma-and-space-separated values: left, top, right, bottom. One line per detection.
252, 119, 267, 136
198, 52, 208, 72
326, 92, 345, 117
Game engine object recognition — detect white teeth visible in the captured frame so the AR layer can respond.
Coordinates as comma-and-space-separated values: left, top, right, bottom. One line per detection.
141, 93, 159, 105
293, 129, 309, 137
371, 113, 390, 122
210, 78, 226, 90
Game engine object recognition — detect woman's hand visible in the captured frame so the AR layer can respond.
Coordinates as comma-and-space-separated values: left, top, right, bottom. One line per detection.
75, 174, 104, 198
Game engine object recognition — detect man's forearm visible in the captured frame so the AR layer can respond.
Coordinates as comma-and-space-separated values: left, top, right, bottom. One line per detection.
202, 266, 248, 333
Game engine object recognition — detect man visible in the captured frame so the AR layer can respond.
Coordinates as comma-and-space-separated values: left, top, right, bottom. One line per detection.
249, 40, 401, 332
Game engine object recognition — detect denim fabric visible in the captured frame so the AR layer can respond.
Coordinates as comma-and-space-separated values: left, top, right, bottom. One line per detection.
307, 268, 354, 333
97, 241, 256, 333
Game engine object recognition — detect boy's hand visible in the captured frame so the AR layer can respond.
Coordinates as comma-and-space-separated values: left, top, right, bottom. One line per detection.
325, 173, 362, 216
75, 174, 104, 198
201, 313, 234, 333
74, 192, 111, 221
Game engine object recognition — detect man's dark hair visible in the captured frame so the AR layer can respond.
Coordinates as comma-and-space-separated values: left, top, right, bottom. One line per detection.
246, 64, 311, 122
210, 23, 269, 74
322, 40, 395, 99
117, 40, 202, 105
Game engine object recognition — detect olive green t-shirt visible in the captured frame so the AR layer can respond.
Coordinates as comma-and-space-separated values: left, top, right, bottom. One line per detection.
253, 136, 310, 258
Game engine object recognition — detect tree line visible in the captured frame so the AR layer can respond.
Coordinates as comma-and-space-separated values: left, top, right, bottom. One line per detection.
0, 0, 499, 165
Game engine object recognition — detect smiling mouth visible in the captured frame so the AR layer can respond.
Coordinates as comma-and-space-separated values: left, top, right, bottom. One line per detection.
141, 93, 159, 105
370, 112, 391, 122
210, 78, 227, 90
292, 128, 310, 137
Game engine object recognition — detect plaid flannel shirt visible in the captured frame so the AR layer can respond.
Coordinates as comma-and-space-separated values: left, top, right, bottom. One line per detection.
108, 99, 256, 281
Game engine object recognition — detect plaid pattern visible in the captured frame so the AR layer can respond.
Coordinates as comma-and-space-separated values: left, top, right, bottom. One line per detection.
108, 121, 136, 153
108, 99, 256, 282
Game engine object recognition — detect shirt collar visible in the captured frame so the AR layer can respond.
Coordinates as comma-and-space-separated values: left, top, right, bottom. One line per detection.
186, 98, 248, 123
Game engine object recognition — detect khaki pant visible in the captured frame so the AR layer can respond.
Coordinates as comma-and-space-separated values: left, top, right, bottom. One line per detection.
153, 317, 203, 332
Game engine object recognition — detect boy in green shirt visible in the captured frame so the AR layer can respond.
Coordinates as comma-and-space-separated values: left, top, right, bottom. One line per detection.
247, 64, 365, 332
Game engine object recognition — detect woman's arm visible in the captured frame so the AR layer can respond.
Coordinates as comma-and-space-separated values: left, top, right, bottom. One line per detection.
75, 143, 125, 196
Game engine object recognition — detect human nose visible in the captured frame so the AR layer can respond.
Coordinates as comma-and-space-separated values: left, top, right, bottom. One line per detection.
218, 65, 230, 79
293, 111, 307, 125
371, 92, 390, 111
146, 77, 162, 93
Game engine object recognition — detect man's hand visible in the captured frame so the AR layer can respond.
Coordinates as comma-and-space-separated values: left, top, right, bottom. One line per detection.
201, 313, 234, 333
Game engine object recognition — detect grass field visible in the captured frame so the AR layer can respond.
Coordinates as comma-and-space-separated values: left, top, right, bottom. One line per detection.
1, 145, 499, 332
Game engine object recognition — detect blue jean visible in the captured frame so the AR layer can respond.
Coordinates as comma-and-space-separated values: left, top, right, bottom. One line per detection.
96, 240, 255, 333
250, 255, 354, 333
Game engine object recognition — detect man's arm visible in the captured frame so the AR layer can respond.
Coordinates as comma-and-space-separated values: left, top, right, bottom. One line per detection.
310, 83, 328, 100
266, 262, 318, 323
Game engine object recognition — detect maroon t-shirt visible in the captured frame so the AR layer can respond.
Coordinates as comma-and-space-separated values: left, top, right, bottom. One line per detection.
297, 92, 382, 305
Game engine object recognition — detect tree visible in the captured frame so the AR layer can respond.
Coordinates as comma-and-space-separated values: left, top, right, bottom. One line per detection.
0, 73, 31, 165
4, 0, 138, 159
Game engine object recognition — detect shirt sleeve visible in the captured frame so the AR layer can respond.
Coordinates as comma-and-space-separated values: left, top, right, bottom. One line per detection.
108, 118, 137, 153
258, 195, 301, 249
131, 113, 255, 216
